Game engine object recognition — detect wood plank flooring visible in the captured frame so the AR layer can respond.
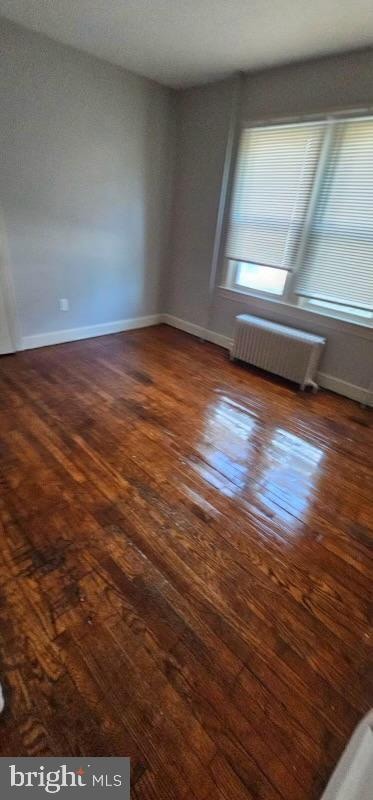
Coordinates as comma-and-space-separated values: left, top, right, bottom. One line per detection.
0, 324, 371, 799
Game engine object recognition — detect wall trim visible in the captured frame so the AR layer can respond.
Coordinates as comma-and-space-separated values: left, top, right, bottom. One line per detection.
0, 218, 22, 353
161, 313, 372, 406
161, 313, 233, 350
317, 373, 371, 405
21, 314, 161, 351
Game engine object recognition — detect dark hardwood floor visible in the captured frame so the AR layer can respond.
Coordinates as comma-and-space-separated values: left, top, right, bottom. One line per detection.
0, 324, 371, 798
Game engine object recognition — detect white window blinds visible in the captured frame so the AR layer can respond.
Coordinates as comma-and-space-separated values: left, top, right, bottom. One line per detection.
225, 123, 324, 271
294, 118, 373, 311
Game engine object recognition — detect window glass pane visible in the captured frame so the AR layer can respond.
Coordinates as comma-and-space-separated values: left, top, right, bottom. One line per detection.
235, 262, 287, 295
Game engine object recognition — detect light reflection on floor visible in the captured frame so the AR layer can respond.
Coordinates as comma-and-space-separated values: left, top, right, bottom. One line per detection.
197, 396, 258, 492
189, 394, 324, 526
255, 427, 324, 521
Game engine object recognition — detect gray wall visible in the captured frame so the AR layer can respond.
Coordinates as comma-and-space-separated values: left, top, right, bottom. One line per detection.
165, 50, 373, 392
165, 78, 234, 327
0, 18, 174, 339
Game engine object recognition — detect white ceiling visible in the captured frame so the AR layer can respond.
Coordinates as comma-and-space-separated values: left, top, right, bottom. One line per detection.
0, 0, 373, 88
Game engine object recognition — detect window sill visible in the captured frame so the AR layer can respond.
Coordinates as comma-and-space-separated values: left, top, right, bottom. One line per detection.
218, 286, 373, 340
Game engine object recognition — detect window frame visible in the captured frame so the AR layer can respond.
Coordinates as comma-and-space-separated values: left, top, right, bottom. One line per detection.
223, 112, 373, 328
299, 297, 373, 326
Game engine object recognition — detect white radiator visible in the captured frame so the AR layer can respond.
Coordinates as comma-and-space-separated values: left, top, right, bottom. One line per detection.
231, 314, 326, 391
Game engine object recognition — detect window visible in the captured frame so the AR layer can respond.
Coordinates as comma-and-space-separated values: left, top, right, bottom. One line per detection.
232, 261, 287, 295
225, 116, 373, 323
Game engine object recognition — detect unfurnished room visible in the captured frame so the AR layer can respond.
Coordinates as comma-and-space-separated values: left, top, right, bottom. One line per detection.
0, 2, 372, 799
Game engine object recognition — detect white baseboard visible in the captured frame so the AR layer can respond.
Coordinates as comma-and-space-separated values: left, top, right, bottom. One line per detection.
161, 313, 233, 350
318, 373, 371, 405
161, 314, 371, 406
21, 314, 161, 351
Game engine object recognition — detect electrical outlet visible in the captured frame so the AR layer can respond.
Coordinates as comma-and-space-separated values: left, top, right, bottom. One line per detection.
59, 298, 69, 312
